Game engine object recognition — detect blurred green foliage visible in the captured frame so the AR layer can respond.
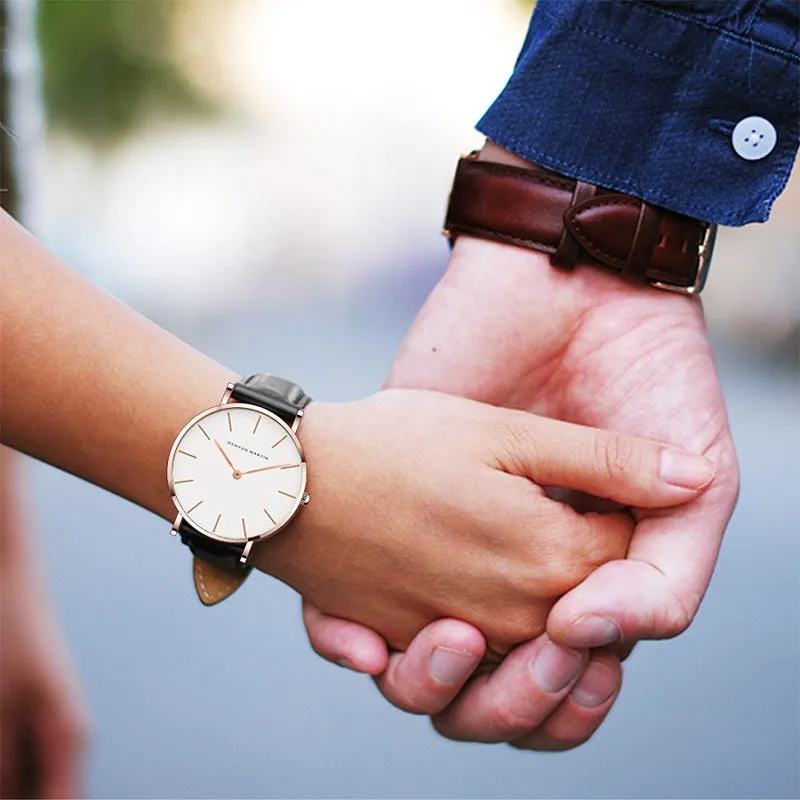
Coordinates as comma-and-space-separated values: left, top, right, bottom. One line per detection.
37, 0, 215, 146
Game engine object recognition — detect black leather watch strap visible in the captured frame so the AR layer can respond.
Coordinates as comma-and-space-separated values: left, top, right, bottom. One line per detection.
230, 374, 312, 426
178, 519, 245, 570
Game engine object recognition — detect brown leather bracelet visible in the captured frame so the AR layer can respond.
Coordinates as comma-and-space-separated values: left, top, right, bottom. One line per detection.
443, 153, 716, 294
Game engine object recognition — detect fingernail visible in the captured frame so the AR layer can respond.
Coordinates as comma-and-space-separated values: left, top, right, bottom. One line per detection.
571, 661, 617, 708
429, 646, 479, 685
660, 448, 715, 490
337, 658, 355, 671
530, 640, 583, 694
564, 616, 621, 648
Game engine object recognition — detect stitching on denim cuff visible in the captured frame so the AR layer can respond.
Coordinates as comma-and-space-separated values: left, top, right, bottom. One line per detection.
641, 3, 800, 62
559, 20, 797, 98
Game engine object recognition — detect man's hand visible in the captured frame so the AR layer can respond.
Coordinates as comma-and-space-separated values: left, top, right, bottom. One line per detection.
386, 237, 738, 647
303, 159, 738, 747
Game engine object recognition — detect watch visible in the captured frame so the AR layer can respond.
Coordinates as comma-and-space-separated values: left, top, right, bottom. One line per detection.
444, 153, 717, 294
167, 374, 312, 605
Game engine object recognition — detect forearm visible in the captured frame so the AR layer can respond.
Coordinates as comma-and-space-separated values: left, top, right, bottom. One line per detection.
0, 211, 236, 521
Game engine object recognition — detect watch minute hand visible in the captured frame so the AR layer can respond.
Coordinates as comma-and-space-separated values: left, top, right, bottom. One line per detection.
242, 463, 294, 475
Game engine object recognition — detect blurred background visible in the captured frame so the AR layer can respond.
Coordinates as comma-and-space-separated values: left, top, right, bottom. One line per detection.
4, 0, 799, 797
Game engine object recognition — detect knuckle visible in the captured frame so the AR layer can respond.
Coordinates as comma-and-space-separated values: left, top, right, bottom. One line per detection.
530, 542, 591, 599
634, 572, 696, 639
578, 513, 632, 566
496, 410, 539, 465
658, 595, 695, 639
514, 515, 588, 598
650, 565, 699, 639
595, 431, 639, 483
554, 545, 595, 590
486, 702, 536, 737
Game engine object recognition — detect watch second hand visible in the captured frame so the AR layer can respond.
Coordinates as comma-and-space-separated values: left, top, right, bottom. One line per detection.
242, 463, 294, 475
214, 440, 237, 472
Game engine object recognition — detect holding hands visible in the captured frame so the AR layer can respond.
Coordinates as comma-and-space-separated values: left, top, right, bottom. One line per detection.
252, 390, 714, 653
0, 133, 738, 771
303, 144, 737, 750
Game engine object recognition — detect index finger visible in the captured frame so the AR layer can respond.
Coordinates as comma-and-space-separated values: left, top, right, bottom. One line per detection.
498, 412, 717, 509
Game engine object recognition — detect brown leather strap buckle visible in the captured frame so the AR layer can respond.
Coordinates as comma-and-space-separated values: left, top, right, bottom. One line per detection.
443, 154, 716, 295
648, 221, 716, 295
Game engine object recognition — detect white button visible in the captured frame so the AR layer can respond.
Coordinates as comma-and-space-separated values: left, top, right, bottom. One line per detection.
732, 116, 777, 161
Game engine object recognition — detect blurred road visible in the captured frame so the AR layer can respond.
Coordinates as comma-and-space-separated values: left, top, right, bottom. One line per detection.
30, 293, 798, 800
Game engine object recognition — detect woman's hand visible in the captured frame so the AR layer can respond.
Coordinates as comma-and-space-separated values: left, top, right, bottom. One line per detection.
0, 574, 89, 800
1, 450, 89, 800
253, 389, 714, 652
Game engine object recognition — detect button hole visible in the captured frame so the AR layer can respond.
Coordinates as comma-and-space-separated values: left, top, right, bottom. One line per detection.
708, 118, 735, 135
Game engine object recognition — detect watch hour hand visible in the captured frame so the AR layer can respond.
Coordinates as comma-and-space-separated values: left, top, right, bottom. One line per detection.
214, 440, 237, 471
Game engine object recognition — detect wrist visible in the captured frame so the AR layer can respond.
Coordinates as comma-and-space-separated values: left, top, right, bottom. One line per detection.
471, 139, 707, 307
248, 400, 339, 587
478, 138, 537, 169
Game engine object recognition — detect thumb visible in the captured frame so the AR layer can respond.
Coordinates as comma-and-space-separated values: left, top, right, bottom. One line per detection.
499, 413, 716, 508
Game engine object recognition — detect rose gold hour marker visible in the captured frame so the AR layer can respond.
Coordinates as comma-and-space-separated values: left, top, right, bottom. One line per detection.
241, 518, 247, 536
227, 412, 233, 431
178, 450, 197, 459
280, 464, 299, 470
187, 500, 204, 513
263, 508, 276, 525
252, 416, 262, 434
278, 490, 297, 499
197, 425, 210, 440
271, 434, 287, 448
212, 513, 222, 532
174, 479, 195, 485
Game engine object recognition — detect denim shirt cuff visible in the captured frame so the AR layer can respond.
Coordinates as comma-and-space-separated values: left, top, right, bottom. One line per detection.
477, 0, 799, 226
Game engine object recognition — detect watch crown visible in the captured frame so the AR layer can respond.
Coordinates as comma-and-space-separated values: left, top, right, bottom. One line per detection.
301, 493, 310, 505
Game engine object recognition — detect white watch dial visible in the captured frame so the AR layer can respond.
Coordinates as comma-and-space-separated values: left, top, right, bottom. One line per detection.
168, 404, 306, 542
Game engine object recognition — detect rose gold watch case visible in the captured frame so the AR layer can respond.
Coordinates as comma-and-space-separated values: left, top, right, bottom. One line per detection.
167, 401, 308, 546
